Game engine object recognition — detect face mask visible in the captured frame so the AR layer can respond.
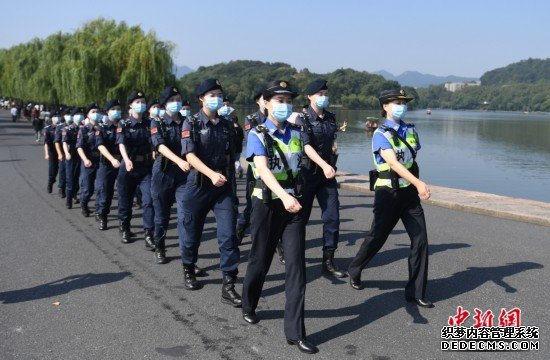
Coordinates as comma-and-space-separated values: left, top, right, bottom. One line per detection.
52, 116, 60, 125
132, 103, 147, 114
101, 115, 109, 124
89, 112, 100, 122
205, 96, 223, 112
108, 109, 121, 120
64, 115, 73, 123
166, 101, 182, 113
271, 103, 292, 122
150, 107, 160, 117
84, 119, 90, 126
159, 109, 166, 118
315, 96, 329, 109
218, 105, 230, 116
73, 114, 84, 125
391, 104, 408, 120
180, 109, 191, 117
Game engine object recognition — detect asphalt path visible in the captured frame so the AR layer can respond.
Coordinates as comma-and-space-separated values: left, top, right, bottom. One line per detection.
1, 112, 548, 359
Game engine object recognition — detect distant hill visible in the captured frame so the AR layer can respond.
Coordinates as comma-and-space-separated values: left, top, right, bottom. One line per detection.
174, 65, 194, 78
375, 70, 478, 88
480, 58, 550, 86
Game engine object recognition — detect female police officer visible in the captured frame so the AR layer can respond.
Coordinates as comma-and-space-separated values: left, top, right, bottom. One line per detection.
95, 99, 122, 230
241, 80, 318, 354
150, 86, 190, 264
117, 91, 154, 247
179, 79, 241, 308
347, 89, 433, 308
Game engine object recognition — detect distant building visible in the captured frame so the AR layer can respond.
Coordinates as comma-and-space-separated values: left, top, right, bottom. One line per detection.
444, 81, 481, 92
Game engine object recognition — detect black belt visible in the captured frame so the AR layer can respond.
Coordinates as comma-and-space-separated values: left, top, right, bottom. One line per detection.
254, 178, 294, 189
132, 154, 152, 162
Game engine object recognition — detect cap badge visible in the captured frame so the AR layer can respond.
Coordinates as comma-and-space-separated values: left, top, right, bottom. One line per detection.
216, 80, 221, 85
173, 87, 178, 92
138, 92, 143, 96
280, 81, 287, 88
400, 90, 405, 95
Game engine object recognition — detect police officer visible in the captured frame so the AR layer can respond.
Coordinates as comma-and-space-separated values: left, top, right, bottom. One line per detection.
179, 78, 241, 308
53, 108, 67, 199
241, 80, 318, 354
147, 98, 161, 120
62, 108, 81, 209
43, 109, 60, 193
77, 103, 101, 217
117, 91, 154, 246
347, 89, 433, 308
300, 79, 346, 279
95, 99, 122, 230
178, 100, 191, 118
236, 86, 266, 243
150, 86, 190, 264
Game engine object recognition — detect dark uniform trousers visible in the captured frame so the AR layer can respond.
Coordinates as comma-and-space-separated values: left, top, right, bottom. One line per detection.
180, 170, 239, 276
58, 157, 67, 190
151, 161, 188, 242
65, 154, 80, 199
48, 152, 59, 186
117, 160, 154, 229
80, 158, 99, 210
300, 169, 340, 250
237, 164, 255, 229
348, 185, 429, 299
242, 197, 306, 341
96, 160, 118, 216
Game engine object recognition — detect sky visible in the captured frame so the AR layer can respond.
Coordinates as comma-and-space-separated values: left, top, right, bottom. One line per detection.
1, 0, 549, 78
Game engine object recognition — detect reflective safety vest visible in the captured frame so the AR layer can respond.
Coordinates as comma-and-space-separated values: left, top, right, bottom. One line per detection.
373, 124, 419, 189
248, 125, 303, 199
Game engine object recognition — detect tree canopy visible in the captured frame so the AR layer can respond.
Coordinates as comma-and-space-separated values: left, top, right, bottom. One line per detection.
0, 18, 175, 107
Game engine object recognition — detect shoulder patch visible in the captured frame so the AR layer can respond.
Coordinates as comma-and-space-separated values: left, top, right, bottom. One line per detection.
117, 127, 123, 133
244, 123, 251, 131
181, 130, 190, 138
151, 127, 158, 135
95, 130, 100, 136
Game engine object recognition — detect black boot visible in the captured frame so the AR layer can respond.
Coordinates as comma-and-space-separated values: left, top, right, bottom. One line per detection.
135, 193, 142, 209
119, 221, 133, 244
221, 274, 242, 307
74, 194, 80, 204
81, 203, 90, 217
276, 241, 285, 264
144, 229, 155, 250
65, 195, 72, 209
236, 224, 246, 245
322, 249, 347, 278
182, 264, 201, 290
98, 215, 107, 231
154, 238, 167, 264
47, 182, 53, 194
59, 188, 66, 198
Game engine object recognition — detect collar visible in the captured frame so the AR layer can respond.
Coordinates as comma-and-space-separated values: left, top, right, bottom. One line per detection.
161, 113, 180, 126
198, 109, 219, 125
129, 116, 142, 126
383, 119, 402, 130
264, 118, 290, 137
306, 106, 324, 121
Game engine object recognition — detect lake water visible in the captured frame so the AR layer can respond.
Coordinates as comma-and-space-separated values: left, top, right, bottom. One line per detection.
234, 108, 550, 203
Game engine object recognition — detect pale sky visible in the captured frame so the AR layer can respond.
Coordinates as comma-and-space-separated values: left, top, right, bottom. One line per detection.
1, 0, 549, 77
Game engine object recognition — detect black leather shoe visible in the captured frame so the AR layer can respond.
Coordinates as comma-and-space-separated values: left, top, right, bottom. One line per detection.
242, 311, 259, 324
322, 249, 347, 278
74, 196, 80, 204
406, 296, 434, 308
194, 265, 207, 277
98, 216, 107, 231
349, 275, 362, 290
65, 196, 72, 209
81, 204, 90, 217
182, 264, 201, 290
236, 225, 245, 245
221, 275, 242, 307
286, 339, 318, 354
154, 238, 167, 264
59, 188, 66, 198
47, 182, 53, 193
144, 229, 154, 250
276, 241, 285, 265
119, 222, 133, 244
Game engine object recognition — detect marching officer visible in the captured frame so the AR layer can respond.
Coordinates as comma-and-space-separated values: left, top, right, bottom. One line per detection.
62, 108, 81, 209
347, 89, 433, 308
95, 99, 122, 230
241, 80, 318, 354
150, 86, 190, 264
43, 110, 60, 193
300, 79, 346, 279
116, 90, 154, 247
179, 78, 241, 308
53, 108, 67, 199
147, 98, 161, 120
77, 103, 101, 217
236, 86, 266, 243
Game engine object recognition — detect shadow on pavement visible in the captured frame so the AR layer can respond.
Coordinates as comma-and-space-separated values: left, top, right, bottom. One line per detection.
0, 272, 131, 304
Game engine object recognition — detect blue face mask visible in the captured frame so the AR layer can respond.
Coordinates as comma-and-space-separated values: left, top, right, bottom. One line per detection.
205, 97, 223, 112
180, 109, 191, 117
315, 96, 329, 109
218, 105, 230, 116
132, 103, 147, 114
89, 112, 101, 122
166, 101, 182, 113
150, 107, 160, 117
52, 116, 61, 125
64, 115, 73, 124
271, 103, 293, 122
159, 109, 166, 118
73, 114, 84, 125
108, 109, 121, 120
391, 104, 408, 120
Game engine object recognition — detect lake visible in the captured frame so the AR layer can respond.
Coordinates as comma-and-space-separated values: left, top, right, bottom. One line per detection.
234, 108, 550, 203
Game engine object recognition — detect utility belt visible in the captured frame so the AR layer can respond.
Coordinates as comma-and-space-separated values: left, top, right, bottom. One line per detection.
156, 153, 179, 173
303, 152, 339, 174
131, 154, 152, 163
193, 167, 228, 190
101, 153, 121, 165
369, 161, 419, 191
252, 176, 303, 204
